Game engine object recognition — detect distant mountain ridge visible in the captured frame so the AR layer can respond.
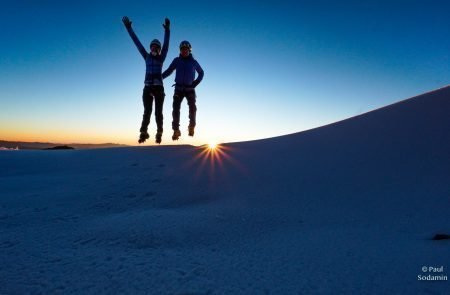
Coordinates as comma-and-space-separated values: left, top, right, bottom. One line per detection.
0, 140, 128, 150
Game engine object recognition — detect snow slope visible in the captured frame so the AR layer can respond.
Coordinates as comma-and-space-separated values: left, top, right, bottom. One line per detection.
1, 86, 449, 294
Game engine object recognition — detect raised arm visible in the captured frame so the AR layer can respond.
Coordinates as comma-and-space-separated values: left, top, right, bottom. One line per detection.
162, 58, 177, 79
122, 16, 147, 60
161, 18, 170, 61
192, 61, 204, 87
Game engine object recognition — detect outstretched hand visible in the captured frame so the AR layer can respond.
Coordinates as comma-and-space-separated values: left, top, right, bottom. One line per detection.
122, 16, 132, 29
163, 18, 170, 30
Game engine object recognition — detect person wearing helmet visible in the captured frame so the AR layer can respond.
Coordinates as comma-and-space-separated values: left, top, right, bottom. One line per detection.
162, 40, 204, 140
122, 16, 170, 144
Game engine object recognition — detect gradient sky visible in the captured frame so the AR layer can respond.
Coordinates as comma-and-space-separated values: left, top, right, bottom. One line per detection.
1, 0, 449, 146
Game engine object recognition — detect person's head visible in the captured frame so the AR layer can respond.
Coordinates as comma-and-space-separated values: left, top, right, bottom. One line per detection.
179, 40, 191, 57
150, 39, 161, 56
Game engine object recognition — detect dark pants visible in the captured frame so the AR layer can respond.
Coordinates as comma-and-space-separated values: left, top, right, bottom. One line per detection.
172, 87, 197, 131
140, 85, 165, 133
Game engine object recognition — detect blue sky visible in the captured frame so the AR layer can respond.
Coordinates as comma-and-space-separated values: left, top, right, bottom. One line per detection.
0, 0, 449, 145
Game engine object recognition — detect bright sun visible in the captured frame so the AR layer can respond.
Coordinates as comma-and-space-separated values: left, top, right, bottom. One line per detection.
208, 142, 218, 150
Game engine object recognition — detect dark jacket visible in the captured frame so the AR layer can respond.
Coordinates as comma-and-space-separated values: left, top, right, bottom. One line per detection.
162, 54, 204, 87
126, 26, 170, 86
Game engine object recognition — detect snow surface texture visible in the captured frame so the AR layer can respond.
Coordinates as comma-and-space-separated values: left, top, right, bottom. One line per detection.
1, 86, 449, 294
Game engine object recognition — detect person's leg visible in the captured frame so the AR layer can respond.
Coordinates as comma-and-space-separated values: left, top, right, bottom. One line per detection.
172, 91, 184, 131
186, 90, 197, 136
154, 86, 165, 133
140, 86, 154, 133
154, 86, 165, 143
186, 90, 197, 129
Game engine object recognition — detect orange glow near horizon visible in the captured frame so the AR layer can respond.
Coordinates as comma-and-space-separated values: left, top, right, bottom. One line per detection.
0, 126, 122, 145
0, 133, 119, 145
0, 125, 220, 146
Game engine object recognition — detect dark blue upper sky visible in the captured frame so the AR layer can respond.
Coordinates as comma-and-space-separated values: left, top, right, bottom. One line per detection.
1, 0, 449, 144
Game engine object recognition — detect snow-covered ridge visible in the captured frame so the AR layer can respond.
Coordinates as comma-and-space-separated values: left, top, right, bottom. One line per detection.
1, 86, 449, 294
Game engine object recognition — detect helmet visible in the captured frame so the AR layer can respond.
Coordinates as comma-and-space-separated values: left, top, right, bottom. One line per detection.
179, 40, 192, 51
150, 39, 161, 48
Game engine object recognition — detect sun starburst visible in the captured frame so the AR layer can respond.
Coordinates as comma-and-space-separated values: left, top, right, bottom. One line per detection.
208, 142, 218, 150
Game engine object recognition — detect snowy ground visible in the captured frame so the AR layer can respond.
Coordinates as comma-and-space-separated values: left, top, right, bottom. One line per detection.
1, 86, 449, 294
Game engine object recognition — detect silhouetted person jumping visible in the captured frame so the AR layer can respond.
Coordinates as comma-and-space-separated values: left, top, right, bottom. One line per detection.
122, 16, 170, 144
162, 41, 204, 140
